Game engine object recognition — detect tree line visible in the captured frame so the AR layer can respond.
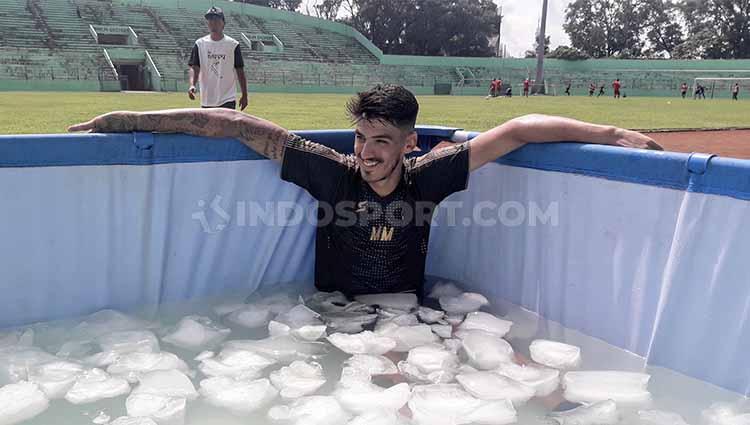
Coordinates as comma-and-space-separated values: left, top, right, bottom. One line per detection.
236, 0, 750, 59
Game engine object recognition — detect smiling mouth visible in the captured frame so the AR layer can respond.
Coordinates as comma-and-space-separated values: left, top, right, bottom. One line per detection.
361, 159, 380, 168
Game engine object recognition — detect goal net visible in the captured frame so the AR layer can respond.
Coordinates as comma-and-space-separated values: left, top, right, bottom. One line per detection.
694, 78, 750, 99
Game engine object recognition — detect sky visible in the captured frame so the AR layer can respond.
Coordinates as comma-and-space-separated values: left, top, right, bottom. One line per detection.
298, 0, 573, 58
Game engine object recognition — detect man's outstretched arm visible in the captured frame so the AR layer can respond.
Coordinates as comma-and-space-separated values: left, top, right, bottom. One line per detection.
467, 114, 663, 172
68, 108, 290, 162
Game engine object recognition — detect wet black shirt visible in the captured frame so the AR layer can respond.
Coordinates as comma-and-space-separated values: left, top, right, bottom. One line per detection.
281, 136, 470, 297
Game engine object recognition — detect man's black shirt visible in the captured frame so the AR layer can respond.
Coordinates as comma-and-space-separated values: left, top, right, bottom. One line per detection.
281, 136, 470, 297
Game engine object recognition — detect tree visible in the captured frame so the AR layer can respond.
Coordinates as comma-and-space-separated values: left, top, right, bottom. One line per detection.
310, 0, 499, 56
677, 0, 750, 59
309, 0, 344, 20
563, 0, 647, 58
525, 35, 550, 58
641, 0, 684, 58
547, 45, 590, 60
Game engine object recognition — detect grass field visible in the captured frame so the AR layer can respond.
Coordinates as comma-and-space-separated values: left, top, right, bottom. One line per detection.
1, 91, 749, 135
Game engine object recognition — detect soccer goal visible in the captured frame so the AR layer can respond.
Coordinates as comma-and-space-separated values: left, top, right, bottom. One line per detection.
694, 78, 750, 99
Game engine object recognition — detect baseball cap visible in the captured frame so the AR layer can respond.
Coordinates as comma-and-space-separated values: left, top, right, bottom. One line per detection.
205, 7, 225, 21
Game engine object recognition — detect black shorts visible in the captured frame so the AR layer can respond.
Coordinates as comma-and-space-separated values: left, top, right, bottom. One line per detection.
202, 101, 236, 110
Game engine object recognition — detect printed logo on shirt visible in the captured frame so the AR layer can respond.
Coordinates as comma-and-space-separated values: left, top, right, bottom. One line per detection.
370, 226, 395, 242
207, 48, 225, 78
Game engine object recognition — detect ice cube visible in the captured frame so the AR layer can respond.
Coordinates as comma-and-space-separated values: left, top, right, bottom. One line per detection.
0, 381, 49, 425
455, 371, 535, 405
494, 362, 560, 397
431, 324, 453, 339
439, 293, 489, 315
456, 312, 512, 338
562, 371, 651, 405
701, 401, 750, 425
70, 310, 153, 341
343, 354, 398, 376
65, 368, 130, 404
225, 304, 273, 329
161, 316, 230, 352
27, 360, 86, 399
418, 307, 445, 324
529, 340, 581, 370
198, 347, 277, 380
327, 331, 397, 355
333, 369, 411, 414
98, 331, 160, 356
199, 376, 278, 415
107, 352, 190, 384
223, 335, 328, 363
548, 399, 619, 425
397, 344, 458, 384
269, 361, 326, 399
268, 395, 351, 425
373, 322, 439, 352
0, 347, 58, 384
126, 393, 186, 425
454, 329, 514, 370
131, 370, 197, 400
408, 383, 516, 425
346, 410, 411, 425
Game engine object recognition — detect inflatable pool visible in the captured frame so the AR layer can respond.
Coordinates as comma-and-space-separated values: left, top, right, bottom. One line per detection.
1, 126, 749, 423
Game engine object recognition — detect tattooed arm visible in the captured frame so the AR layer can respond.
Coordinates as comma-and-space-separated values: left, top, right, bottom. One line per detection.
68, 108, 290, 162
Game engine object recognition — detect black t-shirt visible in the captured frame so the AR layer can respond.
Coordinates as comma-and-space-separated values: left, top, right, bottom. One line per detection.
281, 135, 470, 297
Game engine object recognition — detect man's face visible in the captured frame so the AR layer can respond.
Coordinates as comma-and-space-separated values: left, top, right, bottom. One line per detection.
206, 17, 224, 34
354, 119, 416, 183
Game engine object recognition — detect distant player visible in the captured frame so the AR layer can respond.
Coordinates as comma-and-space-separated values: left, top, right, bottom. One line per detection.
597, 85, 605, 97
589, 83, 596, 97
188, 7, 248, 110
732, 83, 740, 101
680, 82, 688, 99
694, 84, 705, 100
488, 78, 502, 98
565, 82, 571, 96
506, 85, 513, 98
523, 78, 530, 97
612, 79, 621, 99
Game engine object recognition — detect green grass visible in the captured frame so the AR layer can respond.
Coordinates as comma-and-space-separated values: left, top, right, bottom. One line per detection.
1, 91, 749, 135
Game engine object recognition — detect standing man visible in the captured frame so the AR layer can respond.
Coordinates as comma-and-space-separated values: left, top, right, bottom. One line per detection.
188, 7, 248, 110
523, 78, 530, 97
589, 82, 596, 97
732, 82, 740, 101
612, 79, 621, 99
565, 82, 571, 96
680, 82, 688, 99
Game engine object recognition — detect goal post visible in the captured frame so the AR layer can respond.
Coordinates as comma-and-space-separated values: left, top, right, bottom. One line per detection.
694, 78, 750, 99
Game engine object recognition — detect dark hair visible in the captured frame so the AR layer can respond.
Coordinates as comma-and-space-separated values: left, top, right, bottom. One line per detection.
346, 84, 419, 130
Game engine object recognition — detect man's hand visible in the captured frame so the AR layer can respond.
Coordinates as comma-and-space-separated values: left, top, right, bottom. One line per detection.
188, 86, 196, 100
610, 128, 663, 151
239, 94, 248, 111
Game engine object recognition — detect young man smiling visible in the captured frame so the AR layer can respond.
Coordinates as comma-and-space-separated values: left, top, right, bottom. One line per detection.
69, 85, 661, 298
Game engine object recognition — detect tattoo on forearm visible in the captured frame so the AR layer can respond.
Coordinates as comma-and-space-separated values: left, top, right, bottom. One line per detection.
94, 109, 288, 161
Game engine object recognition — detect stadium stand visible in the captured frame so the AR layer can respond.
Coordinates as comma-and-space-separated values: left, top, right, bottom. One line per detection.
1, 0, 749, 95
